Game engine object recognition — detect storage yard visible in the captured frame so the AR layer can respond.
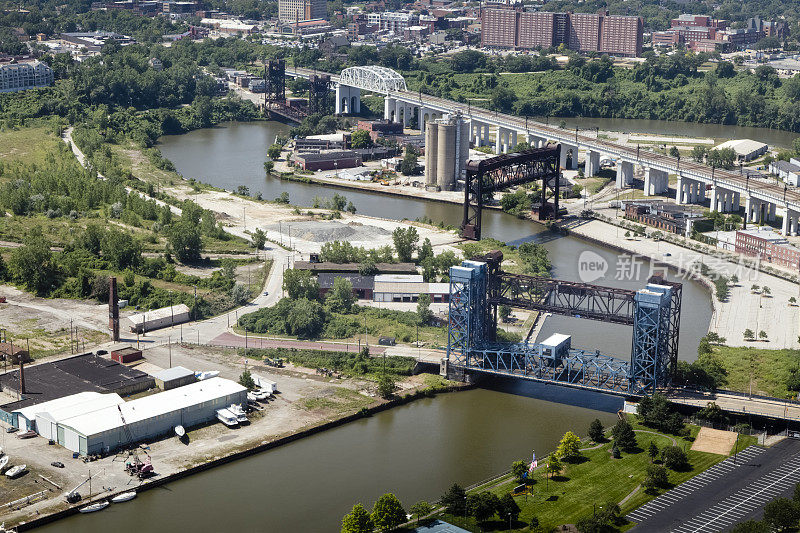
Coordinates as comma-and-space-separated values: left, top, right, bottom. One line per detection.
0, 343, 436, 528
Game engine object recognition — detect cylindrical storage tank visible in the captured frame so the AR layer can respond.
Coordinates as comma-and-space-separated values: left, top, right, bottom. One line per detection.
458, 119, 470, 179
424, 121, 438, 187
437, 121, 456, 191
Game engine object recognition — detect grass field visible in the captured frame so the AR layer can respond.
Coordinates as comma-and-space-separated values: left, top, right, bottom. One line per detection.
709, 344, 800, 398
436, 420, 757, 532
0, 123, 63, 168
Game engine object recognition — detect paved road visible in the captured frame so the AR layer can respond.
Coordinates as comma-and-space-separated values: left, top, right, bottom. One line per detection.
628, 439, 800, 532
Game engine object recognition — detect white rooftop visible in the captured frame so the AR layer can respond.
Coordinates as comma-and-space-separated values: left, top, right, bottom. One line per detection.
60, 377, 246, 437
14, 391, 108, 419
374, 274, 424, 283
37, 393, 125, 425
540, 333, 571, 347
153, 366, 195, 382
128, 303, 190, 326
714, 138, 768, 155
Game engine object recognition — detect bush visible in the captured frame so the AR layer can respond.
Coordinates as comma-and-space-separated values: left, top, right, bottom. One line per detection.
661, 446, 690, 471
643, 464, 669, 493
611, 418, 637, 451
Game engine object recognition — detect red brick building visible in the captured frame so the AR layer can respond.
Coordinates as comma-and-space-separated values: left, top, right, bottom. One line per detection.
481, 8, 642, 57
357, 119, 403, 141
735, 229, 800, 270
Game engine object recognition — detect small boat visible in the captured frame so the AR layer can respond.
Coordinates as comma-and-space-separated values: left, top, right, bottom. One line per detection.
5, 464, 27, 478
195, 371, 220, 381
110, 491, 136, 503
79, 501, 109, 513
253, 389, 270, 401
216, 408, 238, 427
247, 392, 258, 402
16, 430, 37, 439
228, 404, 248, 424
174, 425, 185, 438
0, 456, 9, 472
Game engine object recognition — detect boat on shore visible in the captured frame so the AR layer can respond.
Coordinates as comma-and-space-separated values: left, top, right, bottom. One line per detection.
195, 371, 220, 381
110, 492, 136, 503
174, 425, 185, 438
216, 408, 238, 427
0, 456, 8, 472
5, 464, 27, 478
228, 404, 248, 424
79, 501, 109, 513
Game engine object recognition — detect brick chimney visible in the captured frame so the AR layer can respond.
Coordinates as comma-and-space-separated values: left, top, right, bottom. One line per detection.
19, 360, 25, 395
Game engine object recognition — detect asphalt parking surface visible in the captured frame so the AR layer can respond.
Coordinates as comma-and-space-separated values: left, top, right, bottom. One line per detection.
628, 439, 800, 532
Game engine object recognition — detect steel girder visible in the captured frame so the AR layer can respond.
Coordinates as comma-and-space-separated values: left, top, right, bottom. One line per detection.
308, 75, 332, 115
462, 147, 561, 240
631, 289, 672, 393
493, 273, 637, 325
265, 59, 285, 103
648, 274, 683, 376
339, 66, 407, 93
467, 342, 632, 395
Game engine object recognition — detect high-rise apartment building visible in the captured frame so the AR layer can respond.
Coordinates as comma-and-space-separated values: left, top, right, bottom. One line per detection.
481, 8, 643, 57
278, 0, 326, 23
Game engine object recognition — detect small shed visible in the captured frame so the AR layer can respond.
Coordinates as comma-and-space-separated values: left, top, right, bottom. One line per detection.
153, 366, 197, 391
111, 346, 142, 364
0, 342, 31, 363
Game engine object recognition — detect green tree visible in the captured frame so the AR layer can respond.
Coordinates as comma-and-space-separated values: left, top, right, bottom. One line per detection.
440, 484, 467, 515
588, 419, 605, 442
283, 269, 320, 300
264, 160, 275, 174
729, 521, 768, 533
511, 460, 528, 483
417, 238, 433, 263
377, 374, 396, 399
692, 145, 707, 163
169, 222, 202, 263
555, 431, 582, 462
417, 293, 433, 325
252, 228, 266, 250
102, 229, 142, 269
286, 298, 326, 338
714, 277, 729, 301
342, 503, 374, 533
238, 369, 255, 389
498, 492, 521, 523
392, 226, 419, 262
400, 147, 418, 176
409, 501, 433, 525
661, 446, 689, 471
467, 491, 500, 523
350, 129, 373, 149
267, 144, 283, 160
546, 454, 562, 478
9, 234, 59, 296
763, 498, 800, 531
744, 328, 755, 340
648, 441, 659, 462
327, 277, 356, 313
611, 418, 637, 451
499, 305, 512, 322
370, 493, 406, 532
643, 464, 669, 494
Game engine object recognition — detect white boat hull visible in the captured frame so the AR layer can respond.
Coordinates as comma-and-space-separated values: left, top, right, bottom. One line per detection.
4, 465, 26, 478
111, 492, 136, 503
80, 502, 109, 513
174, 425, 185, 438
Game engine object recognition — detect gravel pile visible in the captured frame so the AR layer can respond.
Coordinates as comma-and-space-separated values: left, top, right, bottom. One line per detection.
267, 220, 389, 242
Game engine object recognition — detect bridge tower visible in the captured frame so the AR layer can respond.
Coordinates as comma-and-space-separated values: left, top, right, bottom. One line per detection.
630, 284, 673, 393
264, 59, 286, 105
445, 262, 487, 371
308, 74, 332, 115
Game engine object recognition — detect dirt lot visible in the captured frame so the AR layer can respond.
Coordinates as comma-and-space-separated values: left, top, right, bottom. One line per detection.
0, 344, 427, 527
0, 286, 112, 359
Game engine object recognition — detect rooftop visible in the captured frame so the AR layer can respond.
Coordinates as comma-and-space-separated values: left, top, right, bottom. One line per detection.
128, 303, 190, 325
714, 139, 768, 155
0, 353, 153, 411
294, 261, 418, 274
60, 377, 246, 437
374, 274, 424, 283
318, 273, 375, 290
153, 366, 195, 382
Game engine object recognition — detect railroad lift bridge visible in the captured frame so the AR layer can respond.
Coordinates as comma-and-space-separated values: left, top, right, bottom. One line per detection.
443, 252, 682, 396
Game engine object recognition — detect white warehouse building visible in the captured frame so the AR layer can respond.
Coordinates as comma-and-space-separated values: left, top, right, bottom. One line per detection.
36, 378, 246, 456
128, 303, 191, 333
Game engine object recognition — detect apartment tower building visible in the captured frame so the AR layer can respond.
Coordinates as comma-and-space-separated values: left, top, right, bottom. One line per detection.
278, 0, 326, 23
481, 8, 643, 57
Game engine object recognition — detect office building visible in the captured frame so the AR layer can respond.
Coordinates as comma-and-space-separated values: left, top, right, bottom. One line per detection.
481, 9, 642, 57
366, 12, 419, 33
278, 0, 326, 23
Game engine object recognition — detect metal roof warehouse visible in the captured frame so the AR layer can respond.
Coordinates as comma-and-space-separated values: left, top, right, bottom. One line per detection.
55, 377, 246, 456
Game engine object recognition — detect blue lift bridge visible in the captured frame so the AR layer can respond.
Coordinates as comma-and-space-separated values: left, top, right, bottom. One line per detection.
444, 253, 682, 396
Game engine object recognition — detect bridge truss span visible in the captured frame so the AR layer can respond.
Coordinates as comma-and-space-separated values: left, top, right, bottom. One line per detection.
339, 66, 407, 93
493, 273, 636, 325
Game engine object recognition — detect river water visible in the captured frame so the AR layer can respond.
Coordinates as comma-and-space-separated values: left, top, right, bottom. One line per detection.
40, 118, 726, 532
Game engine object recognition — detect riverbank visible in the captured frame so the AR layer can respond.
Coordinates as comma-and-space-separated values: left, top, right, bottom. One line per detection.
1, 344, 470, 530
558, 216, 800, 349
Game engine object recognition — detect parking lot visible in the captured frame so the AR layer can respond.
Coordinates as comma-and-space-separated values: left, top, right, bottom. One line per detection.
629, 439, 800, 532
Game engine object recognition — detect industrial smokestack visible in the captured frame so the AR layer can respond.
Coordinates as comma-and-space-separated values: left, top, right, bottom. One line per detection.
19, 360, 24, 396
109, 276, 120, 342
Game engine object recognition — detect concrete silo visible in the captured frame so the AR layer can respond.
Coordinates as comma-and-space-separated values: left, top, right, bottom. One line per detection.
424, 120, 438, 188
422, 112, 470, 192
436, 120, 456, 191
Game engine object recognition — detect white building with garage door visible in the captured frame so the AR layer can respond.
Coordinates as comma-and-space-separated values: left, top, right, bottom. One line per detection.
53, 378, 246, 456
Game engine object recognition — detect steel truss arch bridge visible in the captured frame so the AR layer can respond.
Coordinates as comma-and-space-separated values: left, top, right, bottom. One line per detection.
339, 66, 408, 92
444, 253, 682, 396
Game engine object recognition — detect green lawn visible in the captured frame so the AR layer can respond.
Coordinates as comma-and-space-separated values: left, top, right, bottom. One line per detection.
438, 421, 757, 532
710, 344, 800, 398
0, 123, 64, 168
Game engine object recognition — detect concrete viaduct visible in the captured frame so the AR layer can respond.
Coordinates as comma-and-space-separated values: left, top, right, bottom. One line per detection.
287, 65, 800, 236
